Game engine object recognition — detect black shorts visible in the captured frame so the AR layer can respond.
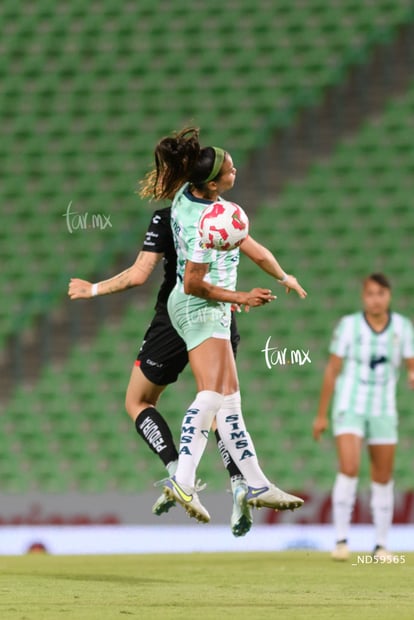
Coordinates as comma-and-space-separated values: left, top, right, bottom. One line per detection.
136, 307, 240, 386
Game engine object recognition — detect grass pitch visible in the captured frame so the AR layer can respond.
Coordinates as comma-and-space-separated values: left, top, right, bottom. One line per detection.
1, 551, 413, 620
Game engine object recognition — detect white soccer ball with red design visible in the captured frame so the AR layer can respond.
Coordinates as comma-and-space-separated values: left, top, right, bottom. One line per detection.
198, 200, 249, 251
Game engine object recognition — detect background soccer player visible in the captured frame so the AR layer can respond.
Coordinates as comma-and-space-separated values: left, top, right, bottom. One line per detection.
313, 273, 414, 560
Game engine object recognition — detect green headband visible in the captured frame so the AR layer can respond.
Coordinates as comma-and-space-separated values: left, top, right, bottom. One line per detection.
204, 147, 225, 183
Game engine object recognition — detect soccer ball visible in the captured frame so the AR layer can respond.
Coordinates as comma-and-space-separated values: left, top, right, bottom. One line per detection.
198, 200, 249, 251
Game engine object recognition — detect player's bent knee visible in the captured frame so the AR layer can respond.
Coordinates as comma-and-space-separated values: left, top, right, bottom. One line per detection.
125, 399, 151, 421
340, 466, 359, 478
372, 473, 393, 485
125, 398, 137, 421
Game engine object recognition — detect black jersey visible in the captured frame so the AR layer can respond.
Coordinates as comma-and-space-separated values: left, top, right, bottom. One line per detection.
142, 207, 177, 311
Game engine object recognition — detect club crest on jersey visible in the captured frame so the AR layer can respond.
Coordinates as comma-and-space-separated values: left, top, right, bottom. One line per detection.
369, 355, 388, 370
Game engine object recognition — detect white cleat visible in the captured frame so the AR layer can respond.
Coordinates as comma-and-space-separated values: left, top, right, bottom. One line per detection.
230, 478, 253, 537
331, 540, 350, 561
163, 476, 210, 523
246, 484, 304, 511
372, 546, 396, 561
152, 492, 176, 516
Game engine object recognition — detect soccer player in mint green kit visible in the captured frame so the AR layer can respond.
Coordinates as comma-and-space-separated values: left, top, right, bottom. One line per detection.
140, 127, 307, 524
313, 273, 414, 560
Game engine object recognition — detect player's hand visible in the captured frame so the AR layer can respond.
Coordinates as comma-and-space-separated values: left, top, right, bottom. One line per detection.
408, 370, 414, 389
281, 275, 307, 299
242, 288, 276, 312
68, 278, 93, 299
312, 416, 329, 441
231, 304, 242, 313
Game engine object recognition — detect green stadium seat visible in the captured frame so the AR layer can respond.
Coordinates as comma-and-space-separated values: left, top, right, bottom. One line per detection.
3, 0, 414, 494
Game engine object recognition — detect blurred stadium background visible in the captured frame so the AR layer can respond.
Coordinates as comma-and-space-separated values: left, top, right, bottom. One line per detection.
1, 0, 413, 526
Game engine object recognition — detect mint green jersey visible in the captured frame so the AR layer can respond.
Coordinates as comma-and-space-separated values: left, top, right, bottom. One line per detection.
171, 183, 240, 292
330, 312, 414, 417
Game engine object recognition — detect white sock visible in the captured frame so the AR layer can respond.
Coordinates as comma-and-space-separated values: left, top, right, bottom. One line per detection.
216, 391, 270, 488
175, 390, 223, 488
332, 473, 358, 542
371, 480, 394, 549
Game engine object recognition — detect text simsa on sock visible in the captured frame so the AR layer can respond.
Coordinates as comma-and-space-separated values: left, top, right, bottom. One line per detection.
175, 390, 224, 487
216, 391, 270, 488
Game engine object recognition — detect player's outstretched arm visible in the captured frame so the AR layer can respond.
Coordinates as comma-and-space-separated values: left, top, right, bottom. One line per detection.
68, 251, 163, 299
240, 235, 307, 299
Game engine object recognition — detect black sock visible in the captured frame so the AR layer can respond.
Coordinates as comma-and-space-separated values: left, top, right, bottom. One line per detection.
135, 407, 178, 467
215, 429, 242, 478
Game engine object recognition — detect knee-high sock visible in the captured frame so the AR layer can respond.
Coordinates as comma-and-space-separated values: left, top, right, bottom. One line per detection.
135, 406, 178, 468
371, 480, 394, 549
215, 391, 270, 488
175, 390, 223, 488
332, 473, 358, 542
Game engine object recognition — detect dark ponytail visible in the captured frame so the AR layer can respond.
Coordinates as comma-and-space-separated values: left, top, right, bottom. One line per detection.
140, 127, 201, 200
139, 127, 225, 200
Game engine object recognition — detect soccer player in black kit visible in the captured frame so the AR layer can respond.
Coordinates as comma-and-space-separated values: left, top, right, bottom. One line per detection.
69, 206, 252, 536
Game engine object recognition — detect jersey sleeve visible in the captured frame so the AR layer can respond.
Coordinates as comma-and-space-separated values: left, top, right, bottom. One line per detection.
401, 317, 414, 359
329, 316, 350, 357
141, 209, 170, 253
